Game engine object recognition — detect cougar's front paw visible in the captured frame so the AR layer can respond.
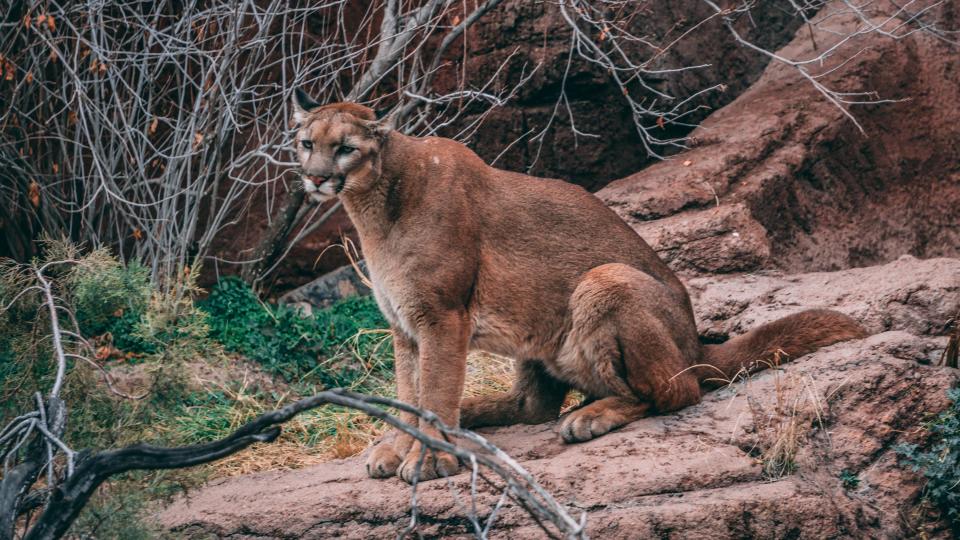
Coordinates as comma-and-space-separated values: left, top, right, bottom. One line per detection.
397, 443, 459, 483
559, 407, 617, 443
366, 440, 402, 479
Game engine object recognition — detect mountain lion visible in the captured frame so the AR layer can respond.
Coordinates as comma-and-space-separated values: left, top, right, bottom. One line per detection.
290, 90, 867, 483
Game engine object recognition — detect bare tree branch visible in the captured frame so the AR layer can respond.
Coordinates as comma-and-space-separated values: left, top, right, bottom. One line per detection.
552, 0, 949, 159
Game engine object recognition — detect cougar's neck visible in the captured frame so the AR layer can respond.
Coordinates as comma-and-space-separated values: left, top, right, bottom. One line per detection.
340, 130, 422, 244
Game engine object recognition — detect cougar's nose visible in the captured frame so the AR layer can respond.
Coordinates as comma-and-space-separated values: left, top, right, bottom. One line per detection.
306, 174, 329, 186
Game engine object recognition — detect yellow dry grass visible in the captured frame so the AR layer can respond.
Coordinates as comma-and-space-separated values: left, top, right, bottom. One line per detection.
211, 410, 387, 477
464, 351, 584, 411
734, 352, 837, 477
199, 408, 390, 477
464, 350, 515, 397
212, 440, 328, 477
200, 350, 529, 478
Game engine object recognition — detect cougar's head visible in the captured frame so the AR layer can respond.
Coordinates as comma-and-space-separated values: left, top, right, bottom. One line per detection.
290, 89, 392, 203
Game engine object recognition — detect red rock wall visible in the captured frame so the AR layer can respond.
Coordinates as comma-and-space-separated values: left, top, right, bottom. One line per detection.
439, 0, 804, 189
599, 2, 960, 275
214, 1, 805, 293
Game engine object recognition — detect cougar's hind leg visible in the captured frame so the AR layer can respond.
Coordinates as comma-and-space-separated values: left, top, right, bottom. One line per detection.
557, 263, 701, 443
460, 360, 569, 428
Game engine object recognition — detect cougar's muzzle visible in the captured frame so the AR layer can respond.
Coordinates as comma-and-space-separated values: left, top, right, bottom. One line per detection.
301, 171, 346, 197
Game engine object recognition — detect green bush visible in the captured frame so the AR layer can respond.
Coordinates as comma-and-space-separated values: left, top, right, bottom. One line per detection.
896, 387, 960, 526
66, 248, 208, 357
0, 272, 15, 379
136, 275, 211, 360
200, 277, 391, 388
69, 252, 151, 338
0, 259, 57, 416
0, 243, 209, 428
108, 308, 159, 355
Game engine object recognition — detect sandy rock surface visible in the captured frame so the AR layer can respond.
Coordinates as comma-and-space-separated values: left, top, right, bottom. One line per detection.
690, 255, 960, 342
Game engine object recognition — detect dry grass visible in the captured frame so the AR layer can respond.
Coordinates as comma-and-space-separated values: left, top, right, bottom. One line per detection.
137, 356, 391, 477
193, 350, 529, 478
464, 351, 515, 397
464, 351, 585, 410
675, 350, 824, 476
212, 409, 387, 477
212, 440, 329, 477
750, 390, 807, 477
190, 403, 390, 478
725, 352, 836, 478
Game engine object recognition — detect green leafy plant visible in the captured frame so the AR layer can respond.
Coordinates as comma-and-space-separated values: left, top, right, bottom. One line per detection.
840, 469, 860, 490
896, 387, 960, 526
201, 277, 391, 388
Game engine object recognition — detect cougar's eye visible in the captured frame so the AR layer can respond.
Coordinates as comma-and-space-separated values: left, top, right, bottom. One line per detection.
337, 145, 356, 155
301, 140, 313, 150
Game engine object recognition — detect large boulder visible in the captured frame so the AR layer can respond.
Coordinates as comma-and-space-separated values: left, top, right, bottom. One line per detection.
158, 256, 960, 538
279, 261, 370, 310
449, 0, 804, 188
597, 1, 960, 274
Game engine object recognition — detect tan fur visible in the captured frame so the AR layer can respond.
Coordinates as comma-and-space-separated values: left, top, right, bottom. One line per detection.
290, 96, 868, 483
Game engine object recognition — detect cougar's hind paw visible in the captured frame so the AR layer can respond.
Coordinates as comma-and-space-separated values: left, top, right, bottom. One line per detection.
559, 407, 619, 443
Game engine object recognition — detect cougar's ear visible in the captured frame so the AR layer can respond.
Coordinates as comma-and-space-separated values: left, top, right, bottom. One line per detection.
363, 106, 399, 139
292, 88, 321, 125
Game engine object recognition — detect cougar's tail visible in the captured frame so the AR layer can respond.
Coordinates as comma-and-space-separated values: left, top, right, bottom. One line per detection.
697, 309, 867, 389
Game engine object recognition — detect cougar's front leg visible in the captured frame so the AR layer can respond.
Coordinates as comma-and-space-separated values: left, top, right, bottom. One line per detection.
461, 360, 569, 428
366, 329, 418, 478
397, 310, 469, 483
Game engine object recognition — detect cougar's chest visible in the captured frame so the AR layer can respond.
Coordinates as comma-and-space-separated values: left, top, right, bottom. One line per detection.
364, 254, 418, 340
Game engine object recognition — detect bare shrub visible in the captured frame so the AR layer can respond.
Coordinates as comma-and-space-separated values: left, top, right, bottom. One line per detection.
0, 0, 523, 293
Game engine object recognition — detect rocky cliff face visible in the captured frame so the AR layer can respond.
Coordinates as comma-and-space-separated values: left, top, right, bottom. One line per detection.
597, 2, 960, 274
440, 0, 805, 189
